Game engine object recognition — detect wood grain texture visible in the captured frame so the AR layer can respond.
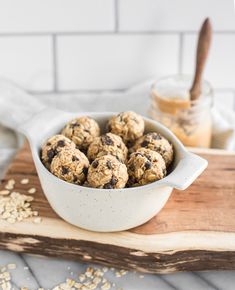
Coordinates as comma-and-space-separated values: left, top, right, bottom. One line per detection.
0, 143, 235, 273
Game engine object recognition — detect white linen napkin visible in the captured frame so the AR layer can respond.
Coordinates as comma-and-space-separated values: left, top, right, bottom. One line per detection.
0, 78, 234, 151
211, 106, 235, 150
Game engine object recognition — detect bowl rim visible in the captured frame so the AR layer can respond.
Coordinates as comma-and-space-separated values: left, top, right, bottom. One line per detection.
32, 111, 187, 193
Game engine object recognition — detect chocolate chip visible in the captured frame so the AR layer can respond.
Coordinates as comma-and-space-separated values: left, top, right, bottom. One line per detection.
47, 149, 56, 163
57, 140, 65, 147
106, 160, 112, 169
146, 155, 152, 161
128, 176, 137, 186
104, 183, 113, 189
92, 160, 99, 168
154, 146, 161, 151
128, 164, 135, 171
126, 140, 134, 148
73, 175, 78, 183
103, 175, 117, 189
152, 133, 162, 140
110, 176, 117, 186
72, 155, 79, 162
62, 166, 69, 175
82, 167, 88, 175
47, 142, 51, 146
84, 129, 90, 133
141, 140, 149, 147
115, 155, 121, 162
101, 135, 114, 146
71, 123, 80, 129
145, 161, 152, 169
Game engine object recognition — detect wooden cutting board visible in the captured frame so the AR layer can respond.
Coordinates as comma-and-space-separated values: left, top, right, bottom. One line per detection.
0, 143, 235, 274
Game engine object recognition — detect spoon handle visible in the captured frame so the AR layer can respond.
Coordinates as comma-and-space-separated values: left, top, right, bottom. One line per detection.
190, 18, 212, 101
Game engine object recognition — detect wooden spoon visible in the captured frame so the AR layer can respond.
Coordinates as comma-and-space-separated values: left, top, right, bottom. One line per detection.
190, 18, 212, 101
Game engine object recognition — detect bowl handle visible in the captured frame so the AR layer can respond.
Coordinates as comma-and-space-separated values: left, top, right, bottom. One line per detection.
162, 152, 208, 190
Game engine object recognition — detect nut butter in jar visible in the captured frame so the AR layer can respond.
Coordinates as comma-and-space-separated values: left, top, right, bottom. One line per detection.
149, 75, 213, 148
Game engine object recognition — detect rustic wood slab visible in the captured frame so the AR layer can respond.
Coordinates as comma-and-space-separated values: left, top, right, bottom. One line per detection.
0, 143, 235, 273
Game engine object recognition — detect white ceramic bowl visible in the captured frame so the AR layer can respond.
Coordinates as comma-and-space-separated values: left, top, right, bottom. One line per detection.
18, 108, 207, 232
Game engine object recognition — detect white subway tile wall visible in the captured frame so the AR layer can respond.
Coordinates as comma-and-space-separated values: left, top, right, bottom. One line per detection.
0, 0, 115, 32
0, 0, 233, 108
182, 34, 235, 89
57, 35, 179, 90
0, 36, 53, 91
118, 0, 235, 31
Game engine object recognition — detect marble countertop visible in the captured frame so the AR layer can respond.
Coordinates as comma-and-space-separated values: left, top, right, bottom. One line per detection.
1, 248, 235, 290
0, 89, 235, 290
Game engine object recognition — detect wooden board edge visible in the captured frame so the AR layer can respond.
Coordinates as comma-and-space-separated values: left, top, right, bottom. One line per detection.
0, 229, 235, 274
1, 217, 235, 254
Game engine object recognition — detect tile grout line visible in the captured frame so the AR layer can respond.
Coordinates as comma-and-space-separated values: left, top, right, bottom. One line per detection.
114, 0, 119, 32
0, 30, 233, 36
178, 32, 184, 74
52, 34, 58, 92
19, 254, 42, 288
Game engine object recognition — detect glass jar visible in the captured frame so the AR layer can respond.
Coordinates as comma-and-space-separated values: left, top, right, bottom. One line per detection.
149, 75, 213, 148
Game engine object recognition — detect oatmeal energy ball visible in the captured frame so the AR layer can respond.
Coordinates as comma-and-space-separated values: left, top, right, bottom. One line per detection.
131, 132, 173, 167
62, 116, 100, 151
41, 134, 76, 169
127, 148, 166, 186
87, 155, 128, 189
50, 148, 89, 185
87, 133, 128, 163
108, 111, 145, 145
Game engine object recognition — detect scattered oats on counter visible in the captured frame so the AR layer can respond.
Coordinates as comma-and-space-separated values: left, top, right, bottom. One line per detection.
7, 264, 16, 270
49, 266, 130, 290
5, 179, 15, 190
115, 270, 127, 278
85, 267, 93, 278
28, 188, 36, 194
33, 217, 42, 224
0, 190, 10, 196
0, 178, 41, 224
0, 191, 38, 224
0, 263, 141, 290
20, 179, 29, 185
101, 282, 111, 290
0, 265, 14, 290
78, 274, 86, 282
